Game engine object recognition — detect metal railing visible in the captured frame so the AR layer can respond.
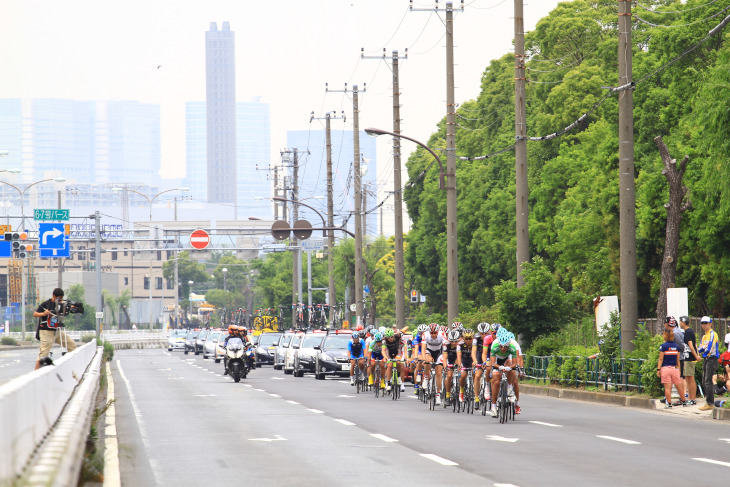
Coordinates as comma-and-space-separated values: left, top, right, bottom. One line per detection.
525, 355, 648, 393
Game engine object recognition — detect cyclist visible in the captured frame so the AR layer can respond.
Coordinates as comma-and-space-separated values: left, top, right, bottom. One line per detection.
348, 331, 366, 386
421, 323, 447, 405
367, 331, 386, 389
509, 331, 524, 413
443, 329, 461, 405
488, 327, 519, 417
382, 329, 406, 392
457, 328, 476, 403
410, 324, 427, 394
473, 322, 489, 409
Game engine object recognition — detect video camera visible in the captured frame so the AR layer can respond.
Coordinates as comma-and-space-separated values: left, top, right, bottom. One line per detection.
54, 299, 85, 316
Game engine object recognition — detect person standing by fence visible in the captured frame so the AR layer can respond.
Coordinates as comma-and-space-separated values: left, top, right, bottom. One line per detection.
698, 316, 720, 411
679, 316, 699, 405
657, 329, 686, 408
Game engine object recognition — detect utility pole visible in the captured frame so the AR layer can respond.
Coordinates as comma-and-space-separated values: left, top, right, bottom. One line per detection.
618, 0, 637, 351
94, 211, 102, 340
281, 148, 302, 307
412, 0, 463, 328
311, 109, 346, 327
57, 190, 63, 288
363, 48, 408, 329
327, 82, 366, 326
514, 0, 529, 287
273, 167, 279, 220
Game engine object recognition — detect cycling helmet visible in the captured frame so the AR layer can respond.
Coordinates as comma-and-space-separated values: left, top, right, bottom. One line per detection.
447, 329, 460, 341
373, 331, 383, 341
352, 331, 360, 339
451, 321, 462, 330
379, 326, 387, 334
358, 330, 367, 339
496, 327, 511, 346
355, 324, 364, 331
429, 323, 439, 333
418, 324, 429, 334
490, 323, 501, 332
477, 322, 489, 334
462, 329, 475, 340
440, 325, 449, 333
384, 329, 395, 339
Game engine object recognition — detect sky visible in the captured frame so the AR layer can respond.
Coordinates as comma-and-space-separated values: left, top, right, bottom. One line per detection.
1, 0, 564, 200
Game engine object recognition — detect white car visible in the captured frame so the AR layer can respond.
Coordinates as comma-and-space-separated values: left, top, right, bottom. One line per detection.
167, 329, 187, 351
283, 333, 304, 375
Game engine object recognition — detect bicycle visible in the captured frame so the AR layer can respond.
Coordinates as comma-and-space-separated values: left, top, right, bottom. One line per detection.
354, 362, 367, 393
461, 367, 475, 414
496, 366, 516, 424
386, 359, 406, 401
450, 368, 461, 412
423, 362, 440, 410
373, 361, 383, 398
480, 365, 492, 416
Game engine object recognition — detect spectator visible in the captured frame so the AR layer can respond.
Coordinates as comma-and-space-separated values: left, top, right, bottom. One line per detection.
658, 329, 686, 407
724, 327, 730, 351
698, 316, 720, 411
678, 316, 700, 405
664, 316, 685, 397
714, 348, 730, 397
33, 288, 77, 370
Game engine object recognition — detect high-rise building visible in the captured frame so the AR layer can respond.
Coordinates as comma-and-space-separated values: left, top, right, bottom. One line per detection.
185, 99, 271, 218
0, 98, 160, 187
205, 21, 237, 207
286, 130, 377, 237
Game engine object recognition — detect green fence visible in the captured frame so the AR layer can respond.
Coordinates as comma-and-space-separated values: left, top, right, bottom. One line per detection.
525, 355, 648, 393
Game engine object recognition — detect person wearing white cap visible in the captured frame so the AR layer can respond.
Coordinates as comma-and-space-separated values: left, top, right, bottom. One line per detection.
698, 316, 720, 411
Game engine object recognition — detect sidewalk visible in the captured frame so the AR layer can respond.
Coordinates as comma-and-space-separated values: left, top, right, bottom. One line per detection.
520, 383, 730, 421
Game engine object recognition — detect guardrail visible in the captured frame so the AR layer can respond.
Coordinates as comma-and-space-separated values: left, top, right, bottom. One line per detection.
525, 355, 648, 393
3, 329, 168, 341
0, 341, 97, 483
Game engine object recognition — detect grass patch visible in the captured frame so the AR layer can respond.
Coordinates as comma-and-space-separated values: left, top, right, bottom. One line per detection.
1, 336, 18, 346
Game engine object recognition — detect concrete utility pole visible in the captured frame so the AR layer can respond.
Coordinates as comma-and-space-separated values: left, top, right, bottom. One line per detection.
514, 0, 529, 288
94, 211, 102, 340
445, 3, 459, 325
618, 0, 637, 351
292, 149, 301, 307
57, 190, 63, 288
361, 48, 408, 329
353, 85, 364, 326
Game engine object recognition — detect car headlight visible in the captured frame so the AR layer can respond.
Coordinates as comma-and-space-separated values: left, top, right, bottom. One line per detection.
323, 354, 336, 362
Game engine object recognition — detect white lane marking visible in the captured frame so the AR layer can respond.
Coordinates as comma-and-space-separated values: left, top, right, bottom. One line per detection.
420, 454, 458, 466
337, 394, 355, 398
370, 433, 398, 443
307, 408, 324, 414
597, 435, 641, 445
269, 393, 281, 398
287, 400, 300, 405
249, 435, 287, 442
486, 435, 519, 443
333, 419, 355, 426
168, 377, 184, 380
104, 362, 121, 487
271, 377, 284, 380
693, 458, 730, 468
495, 484, 520, 487
254, 388, 266, 392
244, 384, 252, 388
117, 360, 162, 485
164, 352, 171, 356
194, 394, 216, 397
529, 421, 562, 427
719, 438, 730, 444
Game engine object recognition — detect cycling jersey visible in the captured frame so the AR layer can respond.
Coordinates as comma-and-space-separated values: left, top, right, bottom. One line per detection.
383, 337, 403, 358
368, 340, 384, 360
458, 339, 474, 368
348, 339, 364, 359
490, 341, 518, 366
483, 334, 495, 361
444, 342, 459, 366
422, 333, 447, 351
473, 334, 484, 364
411, 333, 422, 355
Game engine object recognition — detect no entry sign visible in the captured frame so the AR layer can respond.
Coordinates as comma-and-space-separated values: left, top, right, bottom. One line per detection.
190, 229, 210, 250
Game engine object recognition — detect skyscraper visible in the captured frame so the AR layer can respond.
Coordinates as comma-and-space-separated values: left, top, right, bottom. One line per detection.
205, 21, 237, 208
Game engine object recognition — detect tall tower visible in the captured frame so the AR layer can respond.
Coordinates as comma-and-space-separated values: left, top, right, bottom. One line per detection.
205, 21, 237, 209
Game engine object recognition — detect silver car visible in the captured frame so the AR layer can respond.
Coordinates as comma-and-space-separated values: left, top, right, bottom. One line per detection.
274, 332, 293, 370
167, 329, 187, 351
203, 331, 223, 359
284, 333, 304, 375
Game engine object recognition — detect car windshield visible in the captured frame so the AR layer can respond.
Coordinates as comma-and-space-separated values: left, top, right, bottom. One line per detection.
259, 334, 282, 347
302, 335, 324, 348
323, 335, 351, 350
171, 329, 185, 337
291, 336, 302, 346
199, 332, 208, 340
189, 331, 199, 339
207, 332, 220, 342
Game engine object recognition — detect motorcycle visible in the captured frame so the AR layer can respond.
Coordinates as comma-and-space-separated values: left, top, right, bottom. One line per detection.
225, 337, 254, 382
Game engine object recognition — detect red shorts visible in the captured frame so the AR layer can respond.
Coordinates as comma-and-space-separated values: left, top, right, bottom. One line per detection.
660, 366, 681, 385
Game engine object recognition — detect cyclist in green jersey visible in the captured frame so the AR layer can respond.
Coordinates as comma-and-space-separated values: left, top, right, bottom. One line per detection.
488, 328, 518, 417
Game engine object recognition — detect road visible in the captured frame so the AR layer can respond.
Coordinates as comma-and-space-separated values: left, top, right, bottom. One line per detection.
0, 347, 39, 384
109, 349, 730, 486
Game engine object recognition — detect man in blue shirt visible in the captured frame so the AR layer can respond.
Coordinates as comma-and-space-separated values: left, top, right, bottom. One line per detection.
348, 332, 366, 386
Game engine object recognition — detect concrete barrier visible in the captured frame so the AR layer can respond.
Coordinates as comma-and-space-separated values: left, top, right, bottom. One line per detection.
0, 341, 97, 484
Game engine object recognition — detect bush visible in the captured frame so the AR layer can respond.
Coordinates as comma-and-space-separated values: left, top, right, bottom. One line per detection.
81, 334, 95, 343
96, 339, 114, 362
1, 336, 18, 346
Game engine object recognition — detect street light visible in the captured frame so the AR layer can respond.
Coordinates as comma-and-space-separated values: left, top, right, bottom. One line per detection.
0, 177, 67, 226
0, 169, 21, 174
0, 150, 9, 157
111, 186, 190, 221
365, 126, 458, 326
222, 268, 228, 292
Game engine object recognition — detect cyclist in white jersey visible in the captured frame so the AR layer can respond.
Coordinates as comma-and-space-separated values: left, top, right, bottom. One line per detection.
421, 323, 448, 405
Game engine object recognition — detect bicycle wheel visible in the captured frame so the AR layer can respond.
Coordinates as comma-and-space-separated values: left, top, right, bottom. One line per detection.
428, 375, 436, 411
466, 374, 474, 414
499, 379, 509, 424
374, 368, 381, 398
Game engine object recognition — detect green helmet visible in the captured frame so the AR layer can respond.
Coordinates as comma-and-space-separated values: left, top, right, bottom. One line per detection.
384, 328, 395, 339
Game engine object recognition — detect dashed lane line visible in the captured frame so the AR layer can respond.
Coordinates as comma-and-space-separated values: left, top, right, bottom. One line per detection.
287, 400, 300, 405
333, 419, 356, 426
370, 434, 398, 443
693, 458, 730, 468
596, 435, 640, 445
419, 454, 458, 466
307, 408, 325, 414
529, 421, 562, 427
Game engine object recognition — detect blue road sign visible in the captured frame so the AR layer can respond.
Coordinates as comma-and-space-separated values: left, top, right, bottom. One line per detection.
40, 239, 69, 258
38, 223, 66, 250
0, 241, 10, 258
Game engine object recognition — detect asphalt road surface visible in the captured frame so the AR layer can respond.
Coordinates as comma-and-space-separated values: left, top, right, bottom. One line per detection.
0, 347, 40, 384
108, 349, 730, 486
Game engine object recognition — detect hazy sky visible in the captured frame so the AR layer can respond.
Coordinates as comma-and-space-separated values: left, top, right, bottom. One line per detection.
1, 0, 563, 190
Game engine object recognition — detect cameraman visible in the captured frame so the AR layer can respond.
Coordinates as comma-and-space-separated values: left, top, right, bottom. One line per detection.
33, 288, 77, 369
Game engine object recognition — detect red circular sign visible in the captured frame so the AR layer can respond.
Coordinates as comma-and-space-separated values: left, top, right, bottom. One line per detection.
190, 229, 210, 250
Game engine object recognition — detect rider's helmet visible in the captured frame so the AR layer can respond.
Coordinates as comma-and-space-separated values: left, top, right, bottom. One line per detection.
462, 329, 475, 340
440, 325, 449, 333
497, 327, 511, 346
228, 325, 236, 335
373, 331, 383, 341
358, 330, 367, 339
451, 321, 462, 330
490, 323, 501, 333
417, 324, 428, 334
355, 324, 364, 331
352, 331, 360, 340
379, 326, 387, 334
384, 328, 395, 339
238, 326, 247, 336
447, 329, 460, 342
428, 323, 439, 333
477, 322, 489, 334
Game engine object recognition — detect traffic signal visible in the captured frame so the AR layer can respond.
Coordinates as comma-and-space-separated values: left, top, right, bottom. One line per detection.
7, 231, 32, 258
410, 290, 419, 303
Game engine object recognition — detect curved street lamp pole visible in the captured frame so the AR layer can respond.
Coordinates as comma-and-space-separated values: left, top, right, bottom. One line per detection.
365, 126, 457, 326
